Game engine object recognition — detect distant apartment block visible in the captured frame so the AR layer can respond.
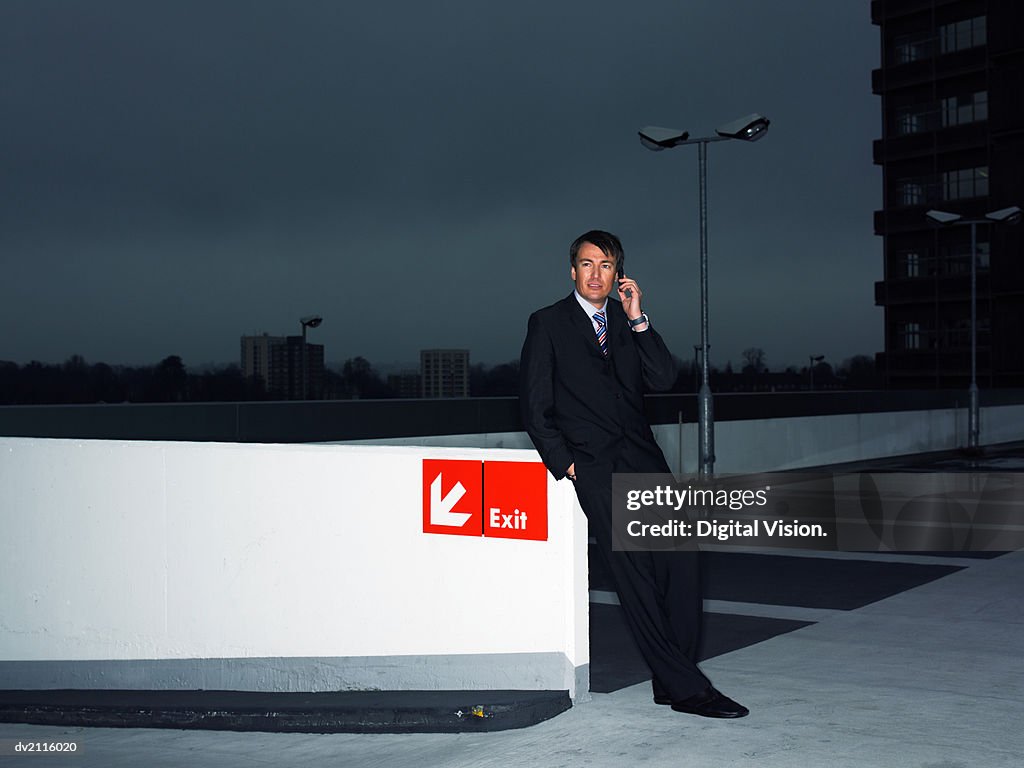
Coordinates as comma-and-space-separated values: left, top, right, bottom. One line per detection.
241, 333, 325, 399
872, 0, 1024, 387
241, 334, 282, 386
387, 371, 422, 399
420, 349, 469, 398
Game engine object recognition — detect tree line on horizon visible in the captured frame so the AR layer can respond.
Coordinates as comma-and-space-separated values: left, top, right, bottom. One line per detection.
0, 350, 880, 406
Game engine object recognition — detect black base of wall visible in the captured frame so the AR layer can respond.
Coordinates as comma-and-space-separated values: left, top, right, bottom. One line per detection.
0, 689, 572, 734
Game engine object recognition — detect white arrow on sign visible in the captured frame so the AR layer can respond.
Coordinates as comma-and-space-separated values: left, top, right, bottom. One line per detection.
430, 473, 472, 527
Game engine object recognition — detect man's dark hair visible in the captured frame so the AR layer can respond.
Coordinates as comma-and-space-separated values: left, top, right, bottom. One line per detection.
569, 230, 624, 271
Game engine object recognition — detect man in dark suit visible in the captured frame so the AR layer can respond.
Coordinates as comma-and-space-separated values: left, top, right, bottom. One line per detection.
519, 229, 748, 718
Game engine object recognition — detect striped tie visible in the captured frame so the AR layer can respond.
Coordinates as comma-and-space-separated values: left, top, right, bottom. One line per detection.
594, 311, 608, 357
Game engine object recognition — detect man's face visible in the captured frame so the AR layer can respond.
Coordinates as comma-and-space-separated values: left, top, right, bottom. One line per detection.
571, 242, 617, 308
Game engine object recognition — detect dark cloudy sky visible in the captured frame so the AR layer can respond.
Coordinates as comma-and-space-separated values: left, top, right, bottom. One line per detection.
1, 0, 881, 371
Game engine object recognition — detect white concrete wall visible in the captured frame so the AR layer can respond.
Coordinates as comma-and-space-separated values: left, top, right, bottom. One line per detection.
0, 439, 589, 698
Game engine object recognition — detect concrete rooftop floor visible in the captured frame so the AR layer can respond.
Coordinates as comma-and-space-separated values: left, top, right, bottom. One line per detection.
3, 544, 1022, 767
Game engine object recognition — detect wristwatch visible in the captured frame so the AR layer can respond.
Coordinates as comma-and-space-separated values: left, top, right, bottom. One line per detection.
628, 312, 649, 329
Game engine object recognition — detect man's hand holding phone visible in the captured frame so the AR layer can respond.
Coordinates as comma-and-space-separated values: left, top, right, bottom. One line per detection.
616, 270, 646, 329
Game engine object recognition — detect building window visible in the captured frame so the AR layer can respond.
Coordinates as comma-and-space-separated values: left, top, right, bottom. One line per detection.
899, 322, 922, 350
940, 241, 990, 275
941, 91, 988, 127
939, 16, 987, 54
894, 92, 986, 135
895, 108, 920, 135
897, 251, 922, 278
894, 168, 988, 205
893, 31, 935, 64
896, 180, 924, 206
942, 166, 988, 200
895, 104, 938, 136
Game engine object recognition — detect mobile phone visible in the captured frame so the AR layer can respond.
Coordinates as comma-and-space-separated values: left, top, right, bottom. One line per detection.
618, 266, 632, 299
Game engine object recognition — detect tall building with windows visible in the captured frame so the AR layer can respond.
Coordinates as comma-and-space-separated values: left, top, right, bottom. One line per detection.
241, 333, 325, 400
873, 0, 1024, 387
241, 334, 283, 387
420, 349, 470, 398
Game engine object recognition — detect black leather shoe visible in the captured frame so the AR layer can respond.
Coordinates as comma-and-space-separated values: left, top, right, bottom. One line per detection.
669, 687, 749, 718
652, 679, 672, 706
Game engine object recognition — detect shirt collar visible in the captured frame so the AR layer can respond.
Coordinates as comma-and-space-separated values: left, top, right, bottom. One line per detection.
574, 290, 607, 320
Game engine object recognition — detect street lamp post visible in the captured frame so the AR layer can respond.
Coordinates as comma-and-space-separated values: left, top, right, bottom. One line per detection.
809, 355, 824, 391
925, 206, 1021, 451
299, 315, 323, 400
639, 114, 770, 478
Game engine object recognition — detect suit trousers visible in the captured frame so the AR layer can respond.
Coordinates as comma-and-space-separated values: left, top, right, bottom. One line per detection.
573, 435, 710, 701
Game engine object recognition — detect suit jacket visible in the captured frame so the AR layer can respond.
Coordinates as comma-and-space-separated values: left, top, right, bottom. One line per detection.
519, 292, 677, 480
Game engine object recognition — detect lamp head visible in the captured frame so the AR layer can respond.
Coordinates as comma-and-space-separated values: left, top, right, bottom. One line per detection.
986, 206, 1023, 225
638, 126, 690, 151
300, 315, 323, 328
925, 209, 961, 225
716, 113, 770, 142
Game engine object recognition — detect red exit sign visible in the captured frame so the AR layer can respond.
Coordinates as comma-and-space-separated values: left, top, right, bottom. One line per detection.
422, 459, 547, 541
